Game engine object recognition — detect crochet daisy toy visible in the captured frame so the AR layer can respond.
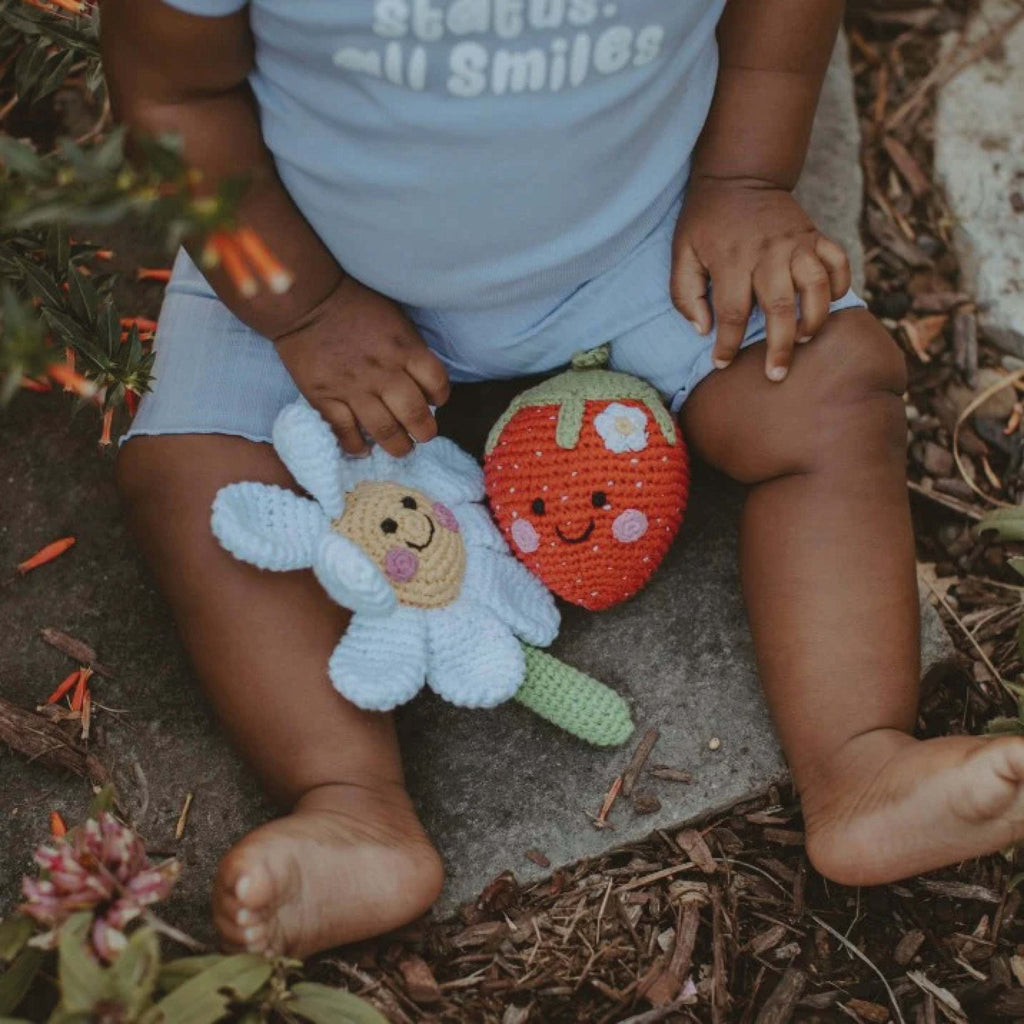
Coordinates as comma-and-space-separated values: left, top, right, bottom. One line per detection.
485, 347, 690, 610
211, 398, 633, 747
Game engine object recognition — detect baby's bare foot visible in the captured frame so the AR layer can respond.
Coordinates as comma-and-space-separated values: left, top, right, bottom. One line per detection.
805, 730, 1024, 886
212, 781, 443, 957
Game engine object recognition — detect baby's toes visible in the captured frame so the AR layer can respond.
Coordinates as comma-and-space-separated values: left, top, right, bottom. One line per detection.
960, 737, 1024, 822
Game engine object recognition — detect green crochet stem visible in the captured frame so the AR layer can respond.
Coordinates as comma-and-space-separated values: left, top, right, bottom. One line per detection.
484, 343, 677, 454
514, 644, 634, 747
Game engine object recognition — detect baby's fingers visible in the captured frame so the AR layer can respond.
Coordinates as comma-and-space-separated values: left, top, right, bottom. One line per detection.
815, 235, 852, 300
791, 248, 832, 342
710, 271, 753, 369
382, 376, 438, 445
753, 254, 797, 382
319, 398, 369, 457
350, 396, 414, 458
405, 347, 451, 408
671, 242, 712, 335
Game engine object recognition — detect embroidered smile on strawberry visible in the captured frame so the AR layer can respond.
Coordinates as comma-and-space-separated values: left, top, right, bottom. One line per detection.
484, 348, 690, 611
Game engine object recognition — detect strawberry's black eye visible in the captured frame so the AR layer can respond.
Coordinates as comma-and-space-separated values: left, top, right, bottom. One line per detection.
381, 518, 398, 534
592, 491, 608, 508
401, 496, 418, 510
531, 498, 546, 515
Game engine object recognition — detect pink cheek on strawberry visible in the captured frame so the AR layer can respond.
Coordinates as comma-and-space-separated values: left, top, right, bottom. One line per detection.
511, 518, 540, 554
432, 501, 459, 532
384, 547, 419, 583
612, 509, 649, 543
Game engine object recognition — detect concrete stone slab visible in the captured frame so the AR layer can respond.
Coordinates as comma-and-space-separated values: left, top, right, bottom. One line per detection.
935, 0, 1024, 355
0, 39, 951, 939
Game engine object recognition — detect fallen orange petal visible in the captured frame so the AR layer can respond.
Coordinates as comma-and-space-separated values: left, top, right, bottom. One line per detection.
49, 811, 67, 838
17, 536, 76, 574
46, 668, 83, 705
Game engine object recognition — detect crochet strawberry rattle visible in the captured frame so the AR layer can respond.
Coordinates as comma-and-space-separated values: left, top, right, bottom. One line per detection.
485, 346, 690, 610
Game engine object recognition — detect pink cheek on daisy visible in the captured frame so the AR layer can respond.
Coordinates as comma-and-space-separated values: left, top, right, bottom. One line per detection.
384, 546, 419, 583
511, 518, 541, 554
612, 509, 649, 544
432, 501, 459, 532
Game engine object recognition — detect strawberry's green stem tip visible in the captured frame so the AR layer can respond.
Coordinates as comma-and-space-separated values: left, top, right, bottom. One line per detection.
485, 345, 677, 454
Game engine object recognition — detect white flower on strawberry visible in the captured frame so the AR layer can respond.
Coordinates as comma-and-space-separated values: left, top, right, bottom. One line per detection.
594, 402, 649, 453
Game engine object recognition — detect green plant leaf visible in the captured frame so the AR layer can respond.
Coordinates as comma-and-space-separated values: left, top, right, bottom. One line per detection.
86, 785, 117, 819
16, 256, 65, 310
1009, 557, 1024, 581
157, 955, 232, 994
0, 918, 34, 964
57, 913, 110, 1015
45, 224, 69, 277
0, 947, 46, 1015
96, 300, 120, 359
140, 954, 272, 1024
109, 927, 161, 1019
0, 136, 47, 181
977, 507, 1024, 543
287, 982, 388, 1024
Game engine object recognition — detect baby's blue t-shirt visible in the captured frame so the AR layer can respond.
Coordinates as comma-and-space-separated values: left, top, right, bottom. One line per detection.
159, 0, 724, 309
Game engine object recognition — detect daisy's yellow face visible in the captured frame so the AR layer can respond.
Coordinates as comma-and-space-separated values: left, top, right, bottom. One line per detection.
332, 481, 466, 609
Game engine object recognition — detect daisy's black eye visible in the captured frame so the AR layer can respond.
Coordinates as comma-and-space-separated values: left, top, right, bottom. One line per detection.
380, 518, 398, 534
592, 491, 608, 508
401, 496, 418, 510
531, 497, 546, 515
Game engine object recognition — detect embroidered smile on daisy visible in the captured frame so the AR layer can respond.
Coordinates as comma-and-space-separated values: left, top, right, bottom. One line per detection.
212, 399, 558, 711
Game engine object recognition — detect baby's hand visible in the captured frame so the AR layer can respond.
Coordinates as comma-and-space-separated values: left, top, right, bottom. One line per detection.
671, 178, 852, 381
275, 276, 450, 457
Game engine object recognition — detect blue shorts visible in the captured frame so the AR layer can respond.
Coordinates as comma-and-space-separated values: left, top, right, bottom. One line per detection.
125, 201, 865, 445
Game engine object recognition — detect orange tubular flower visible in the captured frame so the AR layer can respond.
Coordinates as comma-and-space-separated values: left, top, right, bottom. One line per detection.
47, 364, 98, 400
207, 232, 258, 299
99, 407, 114, 447
20, 376, 52, 393
70, 668, 92, 711
49, 811, 67, 838
46, 669, 83, 705
234, 228, 294, 294
136, 268, 172, 283
17, 536, 76, 574
120, 317, 158, 334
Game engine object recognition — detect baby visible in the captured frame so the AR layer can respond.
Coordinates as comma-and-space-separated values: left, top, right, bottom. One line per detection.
102, 0, 1024, 957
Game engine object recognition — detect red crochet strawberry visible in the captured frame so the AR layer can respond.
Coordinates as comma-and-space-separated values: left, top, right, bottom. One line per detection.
484, 348, 689, 611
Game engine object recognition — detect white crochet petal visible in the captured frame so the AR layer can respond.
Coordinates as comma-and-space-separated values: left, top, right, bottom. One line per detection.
313, 532, 396, 616
328, 608, 428, 711
398, 438, 485, 506
462, 547, 560, 647
211, 483, 325, 571
425, 598, 525, 708
272, 400, 360, 519
452, 503, 507, 552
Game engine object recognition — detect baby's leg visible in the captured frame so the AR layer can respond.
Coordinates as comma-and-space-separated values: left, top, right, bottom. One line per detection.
683, 309, 1024, 884
117, 435, 443, 956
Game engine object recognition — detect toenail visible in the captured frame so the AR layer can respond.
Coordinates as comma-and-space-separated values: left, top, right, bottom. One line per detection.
713, 357, 731, 370
236, 909, 254, 926
766, 365, 788, 382
235, 876, 251, 899
244, 926, 262, 944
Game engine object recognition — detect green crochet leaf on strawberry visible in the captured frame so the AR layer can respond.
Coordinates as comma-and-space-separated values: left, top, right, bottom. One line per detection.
484, 347, 689, 611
